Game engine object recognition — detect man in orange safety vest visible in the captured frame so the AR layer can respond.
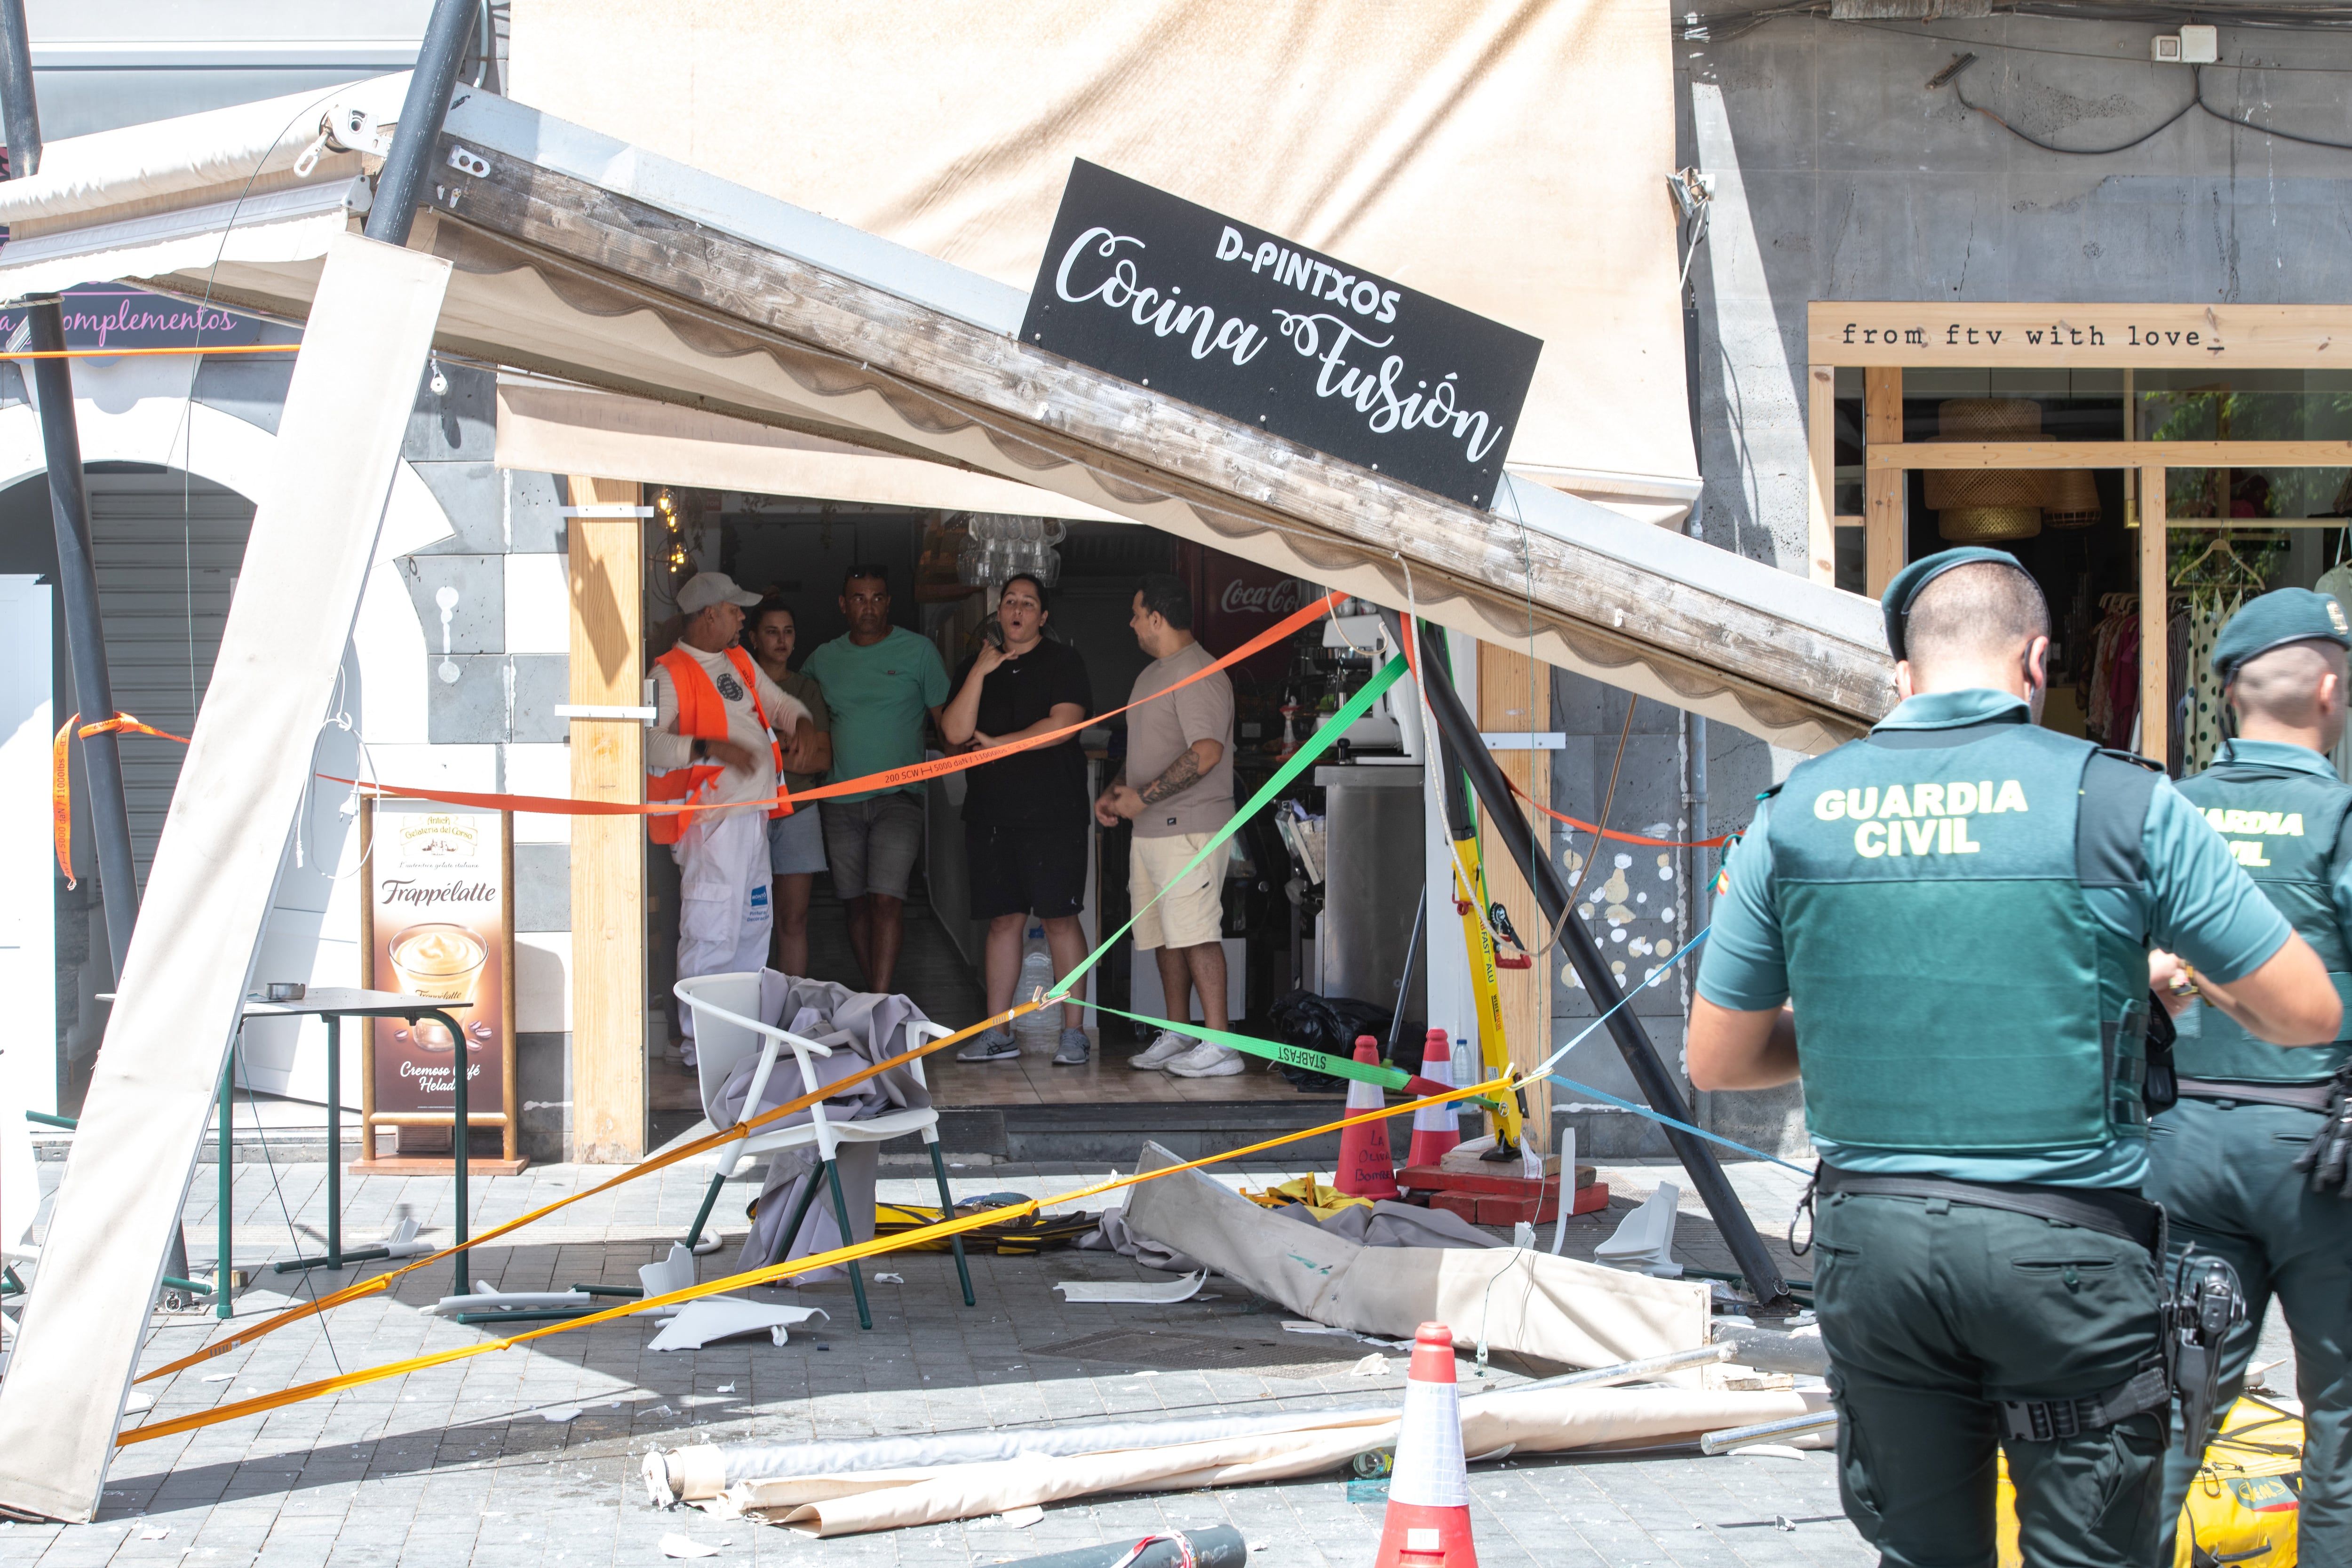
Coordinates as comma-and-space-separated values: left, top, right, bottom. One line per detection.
651, 572, 810, 1067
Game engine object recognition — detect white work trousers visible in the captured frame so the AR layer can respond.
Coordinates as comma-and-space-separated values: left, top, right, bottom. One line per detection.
674, 809, 774, 1036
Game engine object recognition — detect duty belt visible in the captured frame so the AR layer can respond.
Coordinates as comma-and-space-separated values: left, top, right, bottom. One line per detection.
2173, 1075, 2336, 1112
1798, 1165, 2177, 1447
1811, 1163, 2163, 1252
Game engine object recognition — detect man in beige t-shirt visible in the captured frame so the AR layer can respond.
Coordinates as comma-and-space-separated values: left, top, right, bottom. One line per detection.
1094, 573, 1240, 1077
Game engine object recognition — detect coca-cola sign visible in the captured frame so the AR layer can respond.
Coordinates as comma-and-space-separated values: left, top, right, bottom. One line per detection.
1219, 578, 1307, 618
1021, 161, 1541, 509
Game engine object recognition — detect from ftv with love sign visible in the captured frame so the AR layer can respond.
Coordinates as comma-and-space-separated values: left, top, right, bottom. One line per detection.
1021, 161, 1542, 509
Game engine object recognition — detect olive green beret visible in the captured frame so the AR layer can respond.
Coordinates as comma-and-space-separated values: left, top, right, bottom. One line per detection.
1880, 547, 2035, 662
2212, 587, 2352, 682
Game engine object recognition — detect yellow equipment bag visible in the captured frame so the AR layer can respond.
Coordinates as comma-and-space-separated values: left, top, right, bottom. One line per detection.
1995, 1398, 2304, 1568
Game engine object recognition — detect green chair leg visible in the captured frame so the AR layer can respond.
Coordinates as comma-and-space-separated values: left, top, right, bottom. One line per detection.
929, 1139, 975, 1308
684, 1171, 726, 1253
766, 1165, 828, 1270
823, 1158, 873, 1331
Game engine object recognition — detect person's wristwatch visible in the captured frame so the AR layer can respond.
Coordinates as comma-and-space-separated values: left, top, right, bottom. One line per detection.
691, 739, 708, 760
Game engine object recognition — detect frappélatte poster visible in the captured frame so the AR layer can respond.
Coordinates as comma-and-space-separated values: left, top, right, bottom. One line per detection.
364, 807, 511, 1118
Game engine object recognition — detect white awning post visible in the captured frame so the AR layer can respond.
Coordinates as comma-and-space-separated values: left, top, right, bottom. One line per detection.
0, 232, 452, 1522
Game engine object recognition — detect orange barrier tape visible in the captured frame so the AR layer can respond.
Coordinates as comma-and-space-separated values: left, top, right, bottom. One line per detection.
327, 591, 1347, 820
132, 997, 1054, 1385
1504, 774, 1730, 849
52, 713, 192, 885
116, 1069, 1506, 1446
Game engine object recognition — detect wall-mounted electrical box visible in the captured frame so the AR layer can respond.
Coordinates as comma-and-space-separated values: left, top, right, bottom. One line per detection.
2153, 25, 2217, 64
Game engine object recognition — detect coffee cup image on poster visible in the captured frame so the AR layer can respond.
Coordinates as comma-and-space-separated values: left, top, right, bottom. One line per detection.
367, 810, 507, 1115
1020, 160, 1543, 509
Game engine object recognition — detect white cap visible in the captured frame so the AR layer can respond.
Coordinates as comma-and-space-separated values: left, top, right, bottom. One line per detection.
676, 572, 762, 616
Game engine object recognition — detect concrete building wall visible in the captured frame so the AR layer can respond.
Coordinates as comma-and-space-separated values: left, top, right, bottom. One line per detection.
1666, 12, 2352, 1153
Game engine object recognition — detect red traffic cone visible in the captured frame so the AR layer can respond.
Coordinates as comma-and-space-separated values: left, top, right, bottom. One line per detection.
1406, 1029, 1462, 1169
1335, 1035, 1399, 1199
1375, 1321, 1477, 1568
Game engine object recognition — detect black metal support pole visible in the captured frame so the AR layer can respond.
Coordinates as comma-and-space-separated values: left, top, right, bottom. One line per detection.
0, 0, 38, 178
1393, 612, 1791, 1304
363, 0, 484, 249
27, 302, 139, 983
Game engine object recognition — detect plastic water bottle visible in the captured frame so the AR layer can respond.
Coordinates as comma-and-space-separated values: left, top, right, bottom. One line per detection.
1013, 930, 1058, 1047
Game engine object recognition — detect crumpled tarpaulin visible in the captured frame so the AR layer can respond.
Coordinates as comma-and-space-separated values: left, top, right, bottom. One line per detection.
1115, 1143, 1710, 1370
644, 1384, 1833, 1536
718, 974, 933, 1277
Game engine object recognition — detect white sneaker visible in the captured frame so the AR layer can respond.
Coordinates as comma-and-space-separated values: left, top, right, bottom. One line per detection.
1166, 1043, 1245, 1078
1130, 1029, 1196, 1070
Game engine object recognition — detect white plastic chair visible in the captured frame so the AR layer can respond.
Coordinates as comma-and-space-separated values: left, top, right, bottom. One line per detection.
673, 971, 972, 1328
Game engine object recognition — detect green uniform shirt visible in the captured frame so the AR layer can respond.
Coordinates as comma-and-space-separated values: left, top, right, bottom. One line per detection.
801, 627, 950, 803
2190, 736, 2352, 921
1697, 687, 2292, 1187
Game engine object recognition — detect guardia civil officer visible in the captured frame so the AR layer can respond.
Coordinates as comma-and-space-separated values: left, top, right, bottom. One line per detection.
2145, 587, 2352, 1563
1687, 548, 2340, 1568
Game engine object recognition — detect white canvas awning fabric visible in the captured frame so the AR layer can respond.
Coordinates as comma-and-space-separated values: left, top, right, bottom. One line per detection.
499, 0, 1703, 525
0, 71, 1891, 749
0, 233, 450, 1523
651, 1384, 1834, 1536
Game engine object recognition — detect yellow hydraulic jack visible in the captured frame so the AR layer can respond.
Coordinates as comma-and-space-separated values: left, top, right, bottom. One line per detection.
1445, 780, 1532, 1160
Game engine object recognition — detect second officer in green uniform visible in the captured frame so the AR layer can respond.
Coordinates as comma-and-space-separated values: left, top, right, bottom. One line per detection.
2147, 587, 2352, 1563
1689, 548, 2340, 1568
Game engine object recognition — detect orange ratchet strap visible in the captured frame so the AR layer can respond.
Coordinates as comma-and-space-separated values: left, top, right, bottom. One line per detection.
116, 1067, 1506, 1446
53, 712, 192, 885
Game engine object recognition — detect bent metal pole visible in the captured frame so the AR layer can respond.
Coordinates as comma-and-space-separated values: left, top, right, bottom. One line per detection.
0, 0, 140, 987
1393, 610, 1792, 1305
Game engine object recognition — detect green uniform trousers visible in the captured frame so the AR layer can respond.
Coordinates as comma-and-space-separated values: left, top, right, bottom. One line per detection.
2145, 1094, 2352, 1565
1813, 1189, 2168, 1568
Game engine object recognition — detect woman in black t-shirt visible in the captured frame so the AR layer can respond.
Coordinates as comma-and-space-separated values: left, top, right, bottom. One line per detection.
938, 573, 1095, 1066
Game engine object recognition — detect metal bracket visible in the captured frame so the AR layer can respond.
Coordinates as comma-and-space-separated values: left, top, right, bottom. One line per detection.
553, 703, 657, 724
558, 505, 656, 518
1481, 732, 1566, 750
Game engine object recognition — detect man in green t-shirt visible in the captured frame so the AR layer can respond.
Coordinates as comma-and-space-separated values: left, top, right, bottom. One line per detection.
801, 565, 949, 992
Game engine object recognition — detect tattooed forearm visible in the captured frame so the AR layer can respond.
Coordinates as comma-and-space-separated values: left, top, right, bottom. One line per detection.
1140, 746, 1207, 805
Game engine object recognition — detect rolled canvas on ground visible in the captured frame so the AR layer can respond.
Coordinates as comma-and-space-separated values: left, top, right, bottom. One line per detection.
674, 1385, 1830, 1536
1116, 1142, 1712, 1370
0, 232, 451, 1522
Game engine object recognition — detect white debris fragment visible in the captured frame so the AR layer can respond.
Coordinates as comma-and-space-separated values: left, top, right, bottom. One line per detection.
541, 1407, 582, 1423
1056, 1271, 1206, 1305
873, 1273, 904, 1284
1349, 1354, 1389, 1377
658, 1532, 723, 1558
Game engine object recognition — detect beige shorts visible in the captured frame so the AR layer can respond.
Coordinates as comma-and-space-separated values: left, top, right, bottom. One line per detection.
1128, 831, 1225, 951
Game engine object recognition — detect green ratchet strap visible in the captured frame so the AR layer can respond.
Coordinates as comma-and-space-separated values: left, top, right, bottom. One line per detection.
1082, 1003, 1472, 1098
1048, 653, 1407, 1002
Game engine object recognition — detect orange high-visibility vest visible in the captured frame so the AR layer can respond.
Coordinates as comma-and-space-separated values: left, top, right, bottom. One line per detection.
648, 645, 789, 845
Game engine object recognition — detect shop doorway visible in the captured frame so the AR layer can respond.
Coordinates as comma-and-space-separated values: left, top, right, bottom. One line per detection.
638, 492, 1424, 1139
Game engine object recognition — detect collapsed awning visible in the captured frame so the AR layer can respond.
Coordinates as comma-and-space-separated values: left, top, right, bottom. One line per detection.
0, 79, 1891, 750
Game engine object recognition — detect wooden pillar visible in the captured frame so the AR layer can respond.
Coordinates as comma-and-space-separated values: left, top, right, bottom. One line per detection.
1477, 645, 1554, 1152
1864, 367, 1906, 598
2140, 467, 2169, 770
1806, 365, 1836, 585
565, 475, 647, 1163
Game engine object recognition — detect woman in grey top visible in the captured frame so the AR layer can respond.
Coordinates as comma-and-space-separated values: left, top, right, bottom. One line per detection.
749, 598, 834, 976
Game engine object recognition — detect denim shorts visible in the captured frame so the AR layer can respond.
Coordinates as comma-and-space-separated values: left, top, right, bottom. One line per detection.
818, 792, 926, 900
766, 804, 828, 876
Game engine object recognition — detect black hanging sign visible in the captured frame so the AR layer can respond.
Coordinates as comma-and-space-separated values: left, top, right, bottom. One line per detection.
1021, 160, 1542, 509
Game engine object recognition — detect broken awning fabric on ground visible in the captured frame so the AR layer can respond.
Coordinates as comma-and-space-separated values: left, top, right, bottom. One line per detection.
648, 1385, 1835, 1536
0, 79, 1890, 751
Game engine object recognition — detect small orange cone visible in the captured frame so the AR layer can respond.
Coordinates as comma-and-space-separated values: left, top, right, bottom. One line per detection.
1375, 1321, 1478, 1568
1335, 1035, 1399, 1199
1406, 1029, 1462, 1169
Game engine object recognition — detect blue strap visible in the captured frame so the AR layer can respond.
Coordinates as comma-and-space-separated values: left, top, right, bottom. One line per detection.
1532, 923, 1811, 1174
1542, 1072, 1811, 1175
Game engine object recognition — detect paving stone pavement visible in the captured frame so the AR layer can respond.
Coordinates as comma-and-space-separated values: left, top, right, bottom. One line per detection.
5, 1153, 1868, 1568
